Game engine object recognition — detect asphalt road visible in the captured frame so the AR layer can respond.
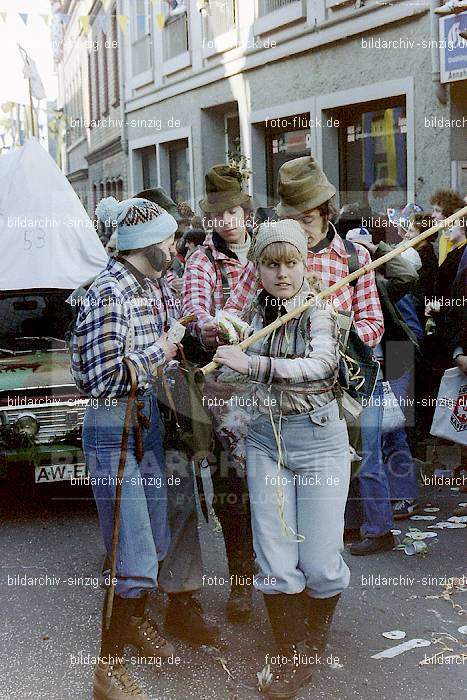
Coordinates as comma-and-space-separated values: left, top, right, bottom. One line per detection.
0, 480, 466, 700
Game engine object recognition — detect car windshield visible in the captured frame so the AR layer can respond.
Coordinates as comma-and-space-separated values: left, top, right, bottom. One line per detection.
0, 291, 73, 351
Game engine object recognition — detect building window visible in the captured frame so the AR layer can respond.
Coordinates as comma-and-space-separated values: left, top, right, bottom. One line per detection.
163, 12, 189, 62
333, 97, 407, 213
258, 0, 299, 15
141, 146, 158, 189
265, 113, 311, 203
168, 139, 190, 204
111, 7, 120, 106
102, 32, 110, 115
131, 0, 152, 78
88, 52, 94, 121
93, 46, 100, 120
203, 0, 236, 41
225, 113, 240, 164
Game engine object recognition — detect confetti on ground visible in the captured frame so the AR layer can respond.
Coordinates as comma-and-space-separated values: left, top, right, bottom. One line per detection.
410, 515, 437, 521
371, 639, 430, 659
382, 630, 406, 640
424, 507, 440, 513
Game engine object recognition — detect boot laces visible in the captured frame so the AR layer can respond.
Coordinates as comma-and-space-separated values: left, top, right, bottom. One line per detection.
111, 662, 144, 696
138, 616, 168, 649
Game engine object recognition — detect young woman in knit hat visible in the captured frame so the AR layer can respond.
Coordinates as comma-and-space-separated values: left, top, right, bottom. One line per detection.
214, 219, 350, 700
71, 197, 180, 700
181, 165, 257, 624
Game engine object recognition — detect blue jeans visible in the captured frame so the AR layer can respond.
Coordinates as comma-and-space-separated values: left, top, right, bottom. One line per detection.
357, 380, 394, 538
246, 401, 350, 598
82, 390, 169, 598
384, 373, 419, 502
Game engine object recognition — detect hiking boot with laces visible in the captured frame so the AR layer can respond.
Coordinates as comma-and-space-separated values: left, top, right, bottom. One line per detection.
93, 659, 149, 700
226, 583, 253, 623
165, 593, 219, 645
127, 614, 175, 661
265, 642, 315, 699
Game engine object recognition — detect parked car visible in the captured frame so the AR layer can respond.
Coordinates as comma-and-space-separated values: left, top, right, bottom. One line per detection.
0, 288, 88, 488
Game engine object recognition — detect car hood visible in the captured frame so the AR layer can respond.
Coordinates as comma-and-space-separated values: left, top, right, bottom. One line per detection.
0, 350, 75, 392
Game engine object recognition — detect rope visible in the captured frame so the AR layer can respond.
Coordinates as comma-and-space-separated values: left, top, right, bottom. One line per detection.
265, 322, 305, 543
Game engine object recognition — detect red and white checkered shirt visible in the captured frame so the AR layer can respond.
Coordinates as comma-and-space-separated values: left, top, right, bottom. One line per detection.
224, 232, 384, 347
182, 239, 247, 337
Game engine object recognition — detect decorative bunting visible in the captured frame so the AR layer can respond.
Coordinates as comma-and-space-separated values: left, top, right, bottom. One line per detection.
0, 12, 7, 23
102, 0, 112, 10
19, 13, 28, 25
60, 13, 71, 25
156, 14, 166, 30
40, 14, 49, 25
117, 15, 128, 33
98, 14, 109, 34
136, 14, 146, 34
79, 16, 90, 34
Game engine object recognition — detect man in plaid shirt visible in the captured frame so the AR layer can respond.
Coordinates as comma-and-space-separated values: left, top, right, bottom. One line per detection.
223, 160, 383, 348
182, 165, 257, 625
72, 196, 180, 700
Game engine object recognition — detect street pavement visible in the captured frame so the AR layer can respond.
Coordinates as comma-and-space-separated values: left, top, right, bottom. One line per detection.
0, 480, 466, 700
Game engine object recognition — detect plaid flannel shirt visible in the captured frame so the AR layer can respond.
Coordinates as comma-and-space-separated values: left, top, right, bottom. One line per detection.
181, 239, 247, 337
71, 257, 179, 398
224, 232, 384, 347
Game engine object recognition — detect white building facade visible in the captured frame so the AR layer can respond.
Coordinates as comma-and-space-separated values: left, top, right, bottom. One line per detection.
121, 0, 466, 214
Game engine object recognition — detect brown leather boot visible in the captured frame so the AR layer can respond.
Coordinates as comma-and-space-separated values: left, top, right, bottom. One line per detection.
265, 641, 316, 700
263, 593, 314, 699
127, 615, 175, 661
305, 593, 340, 658
93, 659, 149, 700
93, 593, 148, 700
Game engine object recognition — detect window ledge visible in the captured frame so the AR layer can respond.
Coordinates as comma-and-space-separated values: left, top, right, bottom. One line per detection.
131, 68, 154, 90
254, 2, 305, 35
162, 51, 191, 76
66, 135, 86, 153
202, 28, 238, 58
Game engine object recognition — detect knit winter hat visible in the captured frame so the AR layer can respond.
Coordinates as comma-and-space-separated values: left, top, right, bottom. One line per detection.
199, 164, 251, 213
247, 219, 308, 263
276, 156, 336, 216
136, 187, 181, 222
95, 197, 178, 251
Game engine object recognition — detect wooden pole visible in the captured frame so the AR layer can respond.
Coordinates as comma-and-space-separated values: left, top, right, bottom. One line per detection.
198, 205, 467, 377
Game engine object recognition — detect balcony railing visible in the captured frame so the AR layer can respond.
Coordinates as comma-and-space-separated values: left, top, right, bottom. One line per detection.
203, 0, 236, 41
258, 0, 300, 15
163, 13, 189, 61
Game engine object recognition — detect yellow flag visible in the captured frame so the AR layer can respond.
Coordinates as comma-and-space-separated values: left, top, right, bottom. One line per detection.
102, 0, 112, 9
80, 16, 91, 34
156, 14, 165, 30
117, 15, 128, 33
0, 12, 7, 23
40, 14, 49, 26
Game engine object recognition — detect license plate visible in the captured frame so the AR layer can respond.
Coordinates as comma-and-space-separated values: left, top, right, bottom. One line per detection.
35, 462, 88, 484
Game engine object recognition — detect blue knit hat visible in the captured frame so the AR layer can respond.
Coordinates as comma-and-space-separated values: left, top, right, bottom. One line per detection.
95, 196, 178, 250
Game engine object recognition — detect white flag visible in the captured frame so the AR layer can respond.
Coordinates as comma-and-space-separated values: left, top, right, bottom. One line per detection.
20, 49, 46, 101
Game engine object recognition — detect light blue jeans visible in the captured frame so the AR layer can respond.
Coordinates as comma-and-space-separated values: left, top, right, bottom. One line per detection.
246, 400, 351, 598
82, 390, 170, 598
385, 373, 420, 502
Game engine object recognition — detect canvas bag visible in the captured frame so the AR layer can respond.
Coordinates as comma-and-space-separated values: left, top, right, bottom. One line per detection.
430, 367, 467, 446
381, 380, 406, 434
